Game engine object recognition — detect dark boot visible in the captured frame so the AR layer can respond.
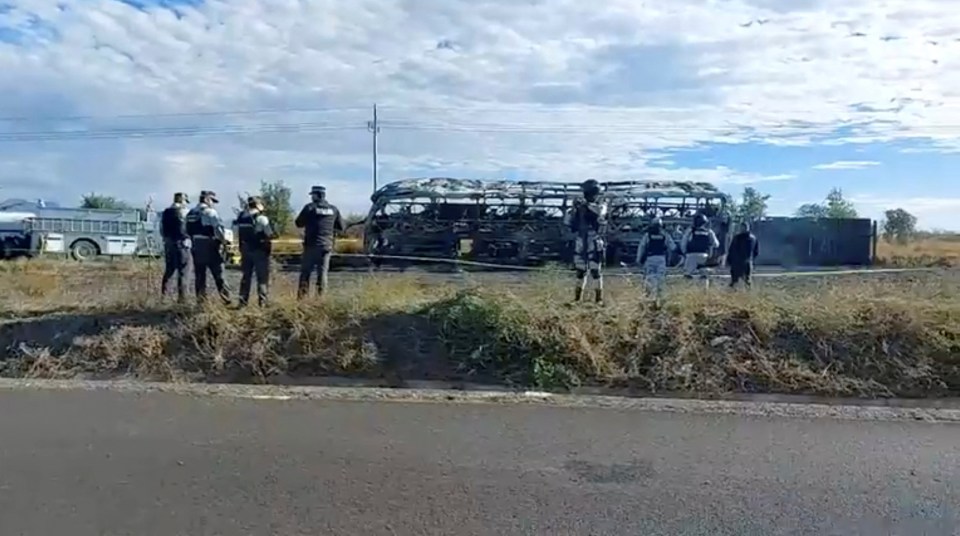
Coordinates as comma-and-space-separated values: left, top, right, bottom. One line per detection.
594, 288, 604, 304
574, 286, 583, 302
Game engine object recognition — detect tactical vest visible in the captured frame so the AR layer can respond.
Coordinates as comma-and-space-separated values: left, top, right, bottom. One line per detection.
646, 231, 668, 256
186, 207, 214, 237
235, 211, 269, 252
160, 205, 186, 241
303, 202, 338, 249
235, 211, 257, 249
571, 202, 604, 234
687, 228, 713, 254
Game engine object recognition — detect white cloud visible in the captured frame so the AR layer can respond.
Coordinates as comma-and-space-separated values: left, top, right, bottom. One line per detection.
853, 195, 960, 215
0, 0, 959, 213
812, 160, 881, 170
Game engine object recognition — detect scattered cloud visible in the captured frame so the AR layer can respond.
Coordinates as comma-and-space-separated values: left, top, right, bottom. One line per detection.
812, 160, 881, 170
0, 0, 958, 221
851, 195, 960, 217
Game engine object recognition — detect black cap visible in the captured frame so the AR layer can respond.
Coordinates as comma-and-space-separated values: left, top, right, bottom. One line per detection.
310, 185, 326, 195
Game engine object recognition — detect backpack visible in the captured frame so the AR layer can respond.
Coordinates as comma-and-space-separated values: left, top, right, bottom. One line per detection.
160, 206, 187, 240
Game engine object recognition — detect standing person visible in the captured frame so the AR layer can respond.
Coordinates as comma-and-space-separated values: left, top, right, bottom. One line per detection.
159, 192, 191, 303
564, 179, 607, 304
295, 185, 343, 299
636, 216, 676, 302
727, 222, 759, 289
234, 196, 275, 307
680, 213, 720, 283
185, 190, 231, 304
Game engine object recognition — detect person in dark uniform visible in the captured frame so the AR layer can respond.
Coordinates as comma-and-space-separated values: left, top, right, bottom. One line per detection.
185, 190, 231, 304
636, 216, 676, 302
563, 179, 607, 304
727, 222, 759, 289
159, 192, 190, 303
295, 185, 344, 299
233, 196, 275, 307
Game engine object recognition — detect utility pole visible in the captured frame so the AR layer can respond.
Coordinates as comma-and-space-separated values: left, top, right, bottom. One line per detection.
367, 104, 380, 193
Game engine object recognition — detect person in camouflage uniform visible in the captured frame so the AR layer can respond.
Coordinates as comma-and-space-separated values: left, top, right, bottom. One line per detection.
564, 179, 607, 304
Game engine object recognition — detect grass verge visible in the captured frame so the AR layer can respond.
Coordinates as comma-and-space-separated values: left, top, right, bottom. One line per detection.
1, 260, 958, 398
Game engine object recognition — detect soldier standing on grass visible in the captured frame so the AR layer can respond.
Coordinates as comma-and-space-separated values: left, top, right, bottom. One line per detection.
564, 179, 607, 304
727, 221, 759, 289
159, 192, 191, 303
295, 185, 344, 299
680, 213, 720, 284
186, 190, 232, 304
234, 196, 276, 307
636, 216, 676, 303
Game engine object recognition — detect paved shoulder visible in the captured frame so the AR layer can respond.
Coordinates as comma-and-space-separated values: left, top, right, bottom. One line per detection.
0, 388, 958, 535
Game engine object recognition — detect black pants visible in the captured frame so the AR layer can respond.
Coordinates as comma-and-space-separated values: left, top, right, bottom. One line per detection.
239, 249, 270, 307
730, 261, 753, 288
298, 247, 331, 299
192, 239, 230, 303
161, 240, 190, 301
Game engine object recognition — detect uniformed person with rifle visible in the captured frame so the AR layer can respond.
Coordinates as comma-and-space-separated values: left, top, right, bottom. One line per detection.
636, 216, 676, 302
159, 192, 191, 303
295, 185, 344, 299
564, 179, 607, 304
233, 196, 276, 307
185, 190, 232, 304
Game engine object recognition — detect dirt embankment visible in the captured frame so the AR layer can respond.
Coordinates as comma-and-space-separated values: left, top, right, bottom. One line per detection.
1, 262, 958, 398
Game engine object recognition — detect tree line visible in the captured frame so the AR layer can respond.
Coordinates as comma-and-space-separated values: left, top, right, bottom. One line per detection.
79, 182, 921, 244
722, 187, 917, 244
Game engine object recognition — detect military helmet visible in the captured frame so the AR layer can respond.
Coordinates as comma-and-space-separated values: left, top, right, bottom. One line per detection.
649, 216, 663, 229
580, 179, 601, 198
693, 213, 708, 227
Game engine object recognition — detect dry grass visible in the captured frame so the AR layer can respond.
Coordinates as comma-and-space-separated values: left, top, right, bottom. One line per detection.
876, 238, 960, 267
1, 258, 958, 398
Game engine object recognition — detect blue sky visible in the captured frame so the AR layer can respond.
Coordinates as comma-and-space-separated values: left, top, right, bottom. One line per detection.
1, 0, 959, 227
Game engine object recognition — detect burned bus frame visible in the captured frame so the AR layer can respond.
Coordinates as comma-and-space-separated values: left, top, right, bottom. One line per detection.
363, 178, 732, 267
603, 181, 733, 266
364, 178, 581, 266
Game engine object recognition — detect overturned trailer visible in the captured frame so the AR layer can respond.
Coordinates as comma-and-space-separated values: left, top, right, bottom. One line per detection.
363, 177, 732, 268
603, 181, 732, 266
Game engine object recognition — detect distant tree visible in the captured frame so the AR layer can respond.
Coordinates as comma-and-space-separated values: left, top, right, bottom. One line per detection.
882, 208, 918, 244
81, 193, 131, 210
794, 203, 829, 218
794, 188, 859, 219
824, 188, 858, 218
735, 187, 770, 222
258, 180, 294, 236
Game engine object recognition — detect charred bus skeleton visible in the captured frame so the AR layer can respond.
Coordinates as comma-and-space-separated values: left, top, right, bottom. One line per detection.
603, 181, 732, 267
364, 178, 580, 266
363, 177, 731, 268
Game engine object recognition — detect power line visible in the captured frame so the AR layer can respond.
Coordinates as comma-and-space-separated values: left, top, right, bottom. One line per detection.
0, 106, 370, 123
0, 113, 958, 143
0, 122, 365, 142
5, 102, 960, 124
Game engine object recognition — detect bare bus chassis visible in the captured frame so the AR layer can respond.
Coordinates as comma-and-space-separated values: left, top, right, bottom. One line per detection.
363, 178, 731, 268
603, 181, 732, 266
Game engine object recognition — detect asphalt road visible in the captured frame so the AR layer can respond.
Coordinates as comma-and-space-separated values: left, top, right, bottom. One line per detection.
1, 388, 959, 536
